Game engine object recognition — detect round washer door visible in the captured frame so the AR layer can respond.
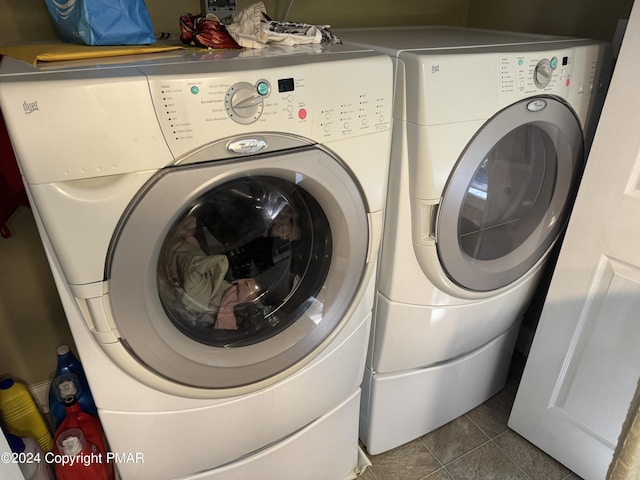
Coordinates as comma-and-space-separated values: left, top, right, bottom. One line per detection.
107, 145, 369, 390
436, 96, 584, 292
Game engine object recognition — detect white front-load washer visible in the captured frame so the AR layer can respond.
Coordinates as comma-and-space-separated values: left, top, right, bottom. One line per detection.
0, 45, 393, 479
337, 26, 612, 454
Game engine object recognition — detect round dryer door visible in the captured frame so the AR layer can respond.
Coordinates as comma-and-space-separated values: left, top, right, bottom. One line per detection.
436, 96, 584, 292
106, 145, 369, 390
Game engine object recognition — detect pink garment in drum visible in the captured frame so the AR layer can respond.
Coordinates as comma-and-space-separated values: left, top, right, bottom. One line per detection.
215, 279, 258, 330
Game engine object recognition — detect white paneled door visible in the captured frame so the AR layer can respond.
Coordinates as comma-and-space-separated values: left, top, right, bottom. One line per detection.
508, 2, 640, 479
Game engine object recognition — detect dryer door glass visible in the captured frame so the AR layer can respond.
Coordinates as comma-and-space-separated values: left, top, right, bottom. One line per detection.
459, 124, 556, 261
107, 145, 369, 390
437, 96, 583, 291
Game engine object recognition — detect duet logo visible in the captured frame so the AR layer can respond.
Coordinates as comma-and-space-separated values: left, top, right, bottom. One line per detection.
50, 0, 76, 20
23, 100, 40, 114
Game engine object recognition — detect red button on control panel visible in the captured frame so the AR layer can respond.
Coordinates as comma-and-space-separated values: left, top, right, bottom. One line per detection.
298, 108, 307, 120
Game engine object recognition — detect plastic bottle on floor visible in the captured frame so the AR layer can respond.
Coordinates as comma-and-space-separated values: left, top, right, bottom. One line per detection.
53, 396, 114, 480
6, 433, 55, 480
0, 377, 53, 452
48, 345, 98, 430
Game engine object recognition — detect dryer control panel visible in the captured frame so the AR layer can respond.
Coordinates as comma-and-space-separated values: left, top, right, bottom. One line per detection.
497, 43, 608, 106
399, 41, 609, 127
499, 49, 577, 98
141, 54, 392, 159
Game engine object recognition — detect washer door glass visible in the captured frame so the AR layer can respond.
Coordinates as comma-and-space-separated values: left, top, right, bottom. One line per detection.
157, 175, 331, 347
437, 96, 584, 291
107, 146, 369, 390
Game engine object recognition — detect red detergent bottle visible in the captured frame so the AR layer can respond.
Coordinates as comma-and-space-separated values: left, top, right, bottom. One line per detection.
53, 396, 114, 480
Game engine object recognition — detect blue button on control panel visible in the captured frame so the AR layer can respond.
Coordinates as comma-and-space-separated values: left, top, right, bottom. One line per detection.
256, 81, 270, 96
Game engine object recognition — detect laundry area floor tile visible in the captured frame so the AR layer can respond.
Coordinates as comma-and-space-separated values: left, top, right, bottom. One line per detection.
357, 354, 582, 480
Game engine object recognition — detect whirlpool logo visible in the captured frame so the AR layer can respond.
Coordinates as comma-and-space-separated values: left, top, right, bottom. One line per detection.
50, 0, 76, 20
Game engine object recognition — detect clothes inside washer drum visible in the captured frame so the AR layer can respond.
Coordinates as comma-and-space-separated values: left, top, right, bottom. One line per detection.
166, 222, 262, 331
215, 279, 258, 330
169, 238, 232, 313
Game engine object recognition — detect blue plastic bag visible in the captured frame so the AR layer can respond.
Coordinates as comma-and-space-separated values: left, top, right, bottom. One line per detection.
43, 0, 156, 46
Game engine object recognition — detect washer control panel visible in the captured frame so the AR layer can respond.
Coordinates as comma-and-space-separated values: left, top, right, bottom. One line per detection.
143, 56, 392, 159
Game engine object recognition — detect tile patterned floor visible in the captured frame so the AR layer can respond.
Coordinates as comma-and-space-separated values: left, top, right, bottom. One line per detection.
357, 355, 583, 480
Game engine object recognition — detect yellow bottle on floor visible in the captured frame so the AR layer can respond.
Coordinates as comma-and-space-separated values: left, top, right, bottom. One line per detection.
0, 377, 53, 452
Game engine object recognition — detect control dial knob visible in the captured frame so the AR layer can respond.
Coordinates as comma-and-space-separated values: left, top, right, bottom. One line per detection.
533, 58, 553, 89
225, 81, 269, 125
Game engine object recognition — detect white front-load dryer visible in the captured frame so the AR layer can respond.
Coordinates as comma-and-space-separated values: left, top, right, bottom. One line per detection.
0, 45, 393, 479
337, 26, 612, 454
